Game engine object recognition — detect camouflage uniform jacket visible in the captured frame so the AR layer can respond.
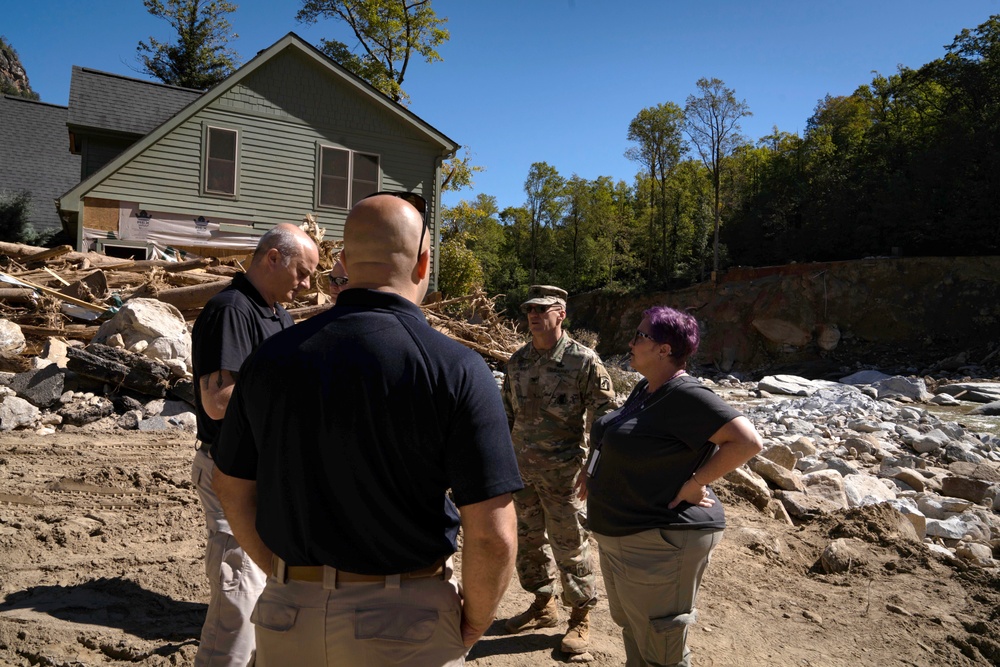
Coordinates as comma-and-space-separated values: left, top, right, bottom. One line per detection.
502, 332, 616, 469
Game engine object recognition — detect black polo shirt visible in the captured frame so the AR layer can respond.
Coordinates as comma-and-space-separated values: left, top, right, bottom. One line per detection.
215, 289, 523, 574
191, 273, 293, 447
587, 375, 740, 536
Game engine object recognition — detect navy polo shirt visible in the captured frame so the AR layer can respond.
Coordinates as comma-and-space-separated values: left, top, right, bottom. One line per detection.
191, 273, 292, 447
215, 288, 523, 574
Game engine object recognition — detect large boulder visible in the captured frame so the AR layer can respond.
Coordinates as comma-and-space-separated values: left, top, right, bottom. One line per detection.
871, 376, 933, 402
758, 375, 840, 396
94, 299, 192, 374
843, 474, 897, 507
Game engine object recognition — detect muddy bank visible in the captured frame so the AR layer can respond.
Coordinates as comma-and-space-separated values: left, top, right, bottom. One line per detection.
569, 256, 1000, 378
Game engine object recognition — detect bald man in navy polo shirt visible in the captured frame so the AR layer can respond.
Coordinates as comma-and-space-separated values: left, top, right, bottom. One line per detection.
213, 193, 522, 666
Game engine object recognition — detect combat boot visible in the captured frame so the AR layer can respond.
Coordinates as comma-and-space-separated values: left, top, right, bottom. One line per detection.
504, 594, 560, 633
560, 606, 590, 654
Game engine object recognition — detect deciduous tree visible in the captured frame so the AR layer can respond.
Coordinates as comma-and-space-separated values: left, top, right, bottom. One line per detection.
625, 102, 685, 283
297, 0, 449, 104
523, 162, 565, 283
684, 78, 751, 273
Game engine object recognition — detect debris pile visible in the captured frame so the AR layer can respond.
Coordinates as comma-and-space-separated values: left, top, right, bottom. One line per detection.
0, 239, 526, 434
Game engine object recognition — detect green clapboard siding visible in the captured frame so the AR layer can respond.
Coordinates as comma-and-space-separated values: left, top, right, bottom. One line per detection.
87, 46, 444, 241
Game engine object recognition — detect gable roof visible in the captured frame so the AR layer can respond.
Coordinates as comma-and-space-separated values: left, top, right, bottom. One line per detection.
59, 32, 458, 213
0, 95, 81, 233
67, 66, 203, 137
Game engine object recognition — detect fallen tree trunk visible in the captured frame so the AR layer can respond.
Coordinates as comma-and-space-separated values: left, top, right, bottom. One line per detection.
0, 288, 37, 302
111, 258, 214, 273
128, 280, 229, 311
23, 245, 73, 264
66, 343, 170, 397
0, 241, 125, 267
18, 325, 98, 341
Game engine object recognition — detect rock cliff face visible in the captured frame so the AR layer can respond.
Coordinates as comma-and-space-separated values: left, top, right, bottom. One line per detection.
569, 257, 1000, 377
0, 37, 36, 99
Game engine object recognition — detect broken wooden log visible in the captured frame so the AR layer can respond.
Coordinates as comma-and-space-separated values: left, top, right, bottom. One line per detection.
111, 258, 215, 273
128, 280, 229, 311
18, 324, 97, 341
0, 241, 126, 267
23, 245, 73, 265
65, 343, 170, 397
0, 288, 37, 303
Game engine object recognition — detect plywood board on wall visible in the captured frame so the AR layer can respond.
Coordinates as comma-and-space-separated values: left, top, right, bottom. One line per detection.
82, 198, 120, 232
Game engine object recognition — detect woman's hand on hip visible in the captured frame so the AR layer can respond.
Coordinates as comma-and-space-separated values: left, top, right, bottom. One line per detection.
668, 477, 714, 509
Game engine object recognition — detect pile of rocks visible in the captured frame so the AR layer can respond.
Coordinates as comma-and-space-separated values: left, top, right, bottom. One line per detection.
711, 371, 1000, 571
0, 299, 196, 434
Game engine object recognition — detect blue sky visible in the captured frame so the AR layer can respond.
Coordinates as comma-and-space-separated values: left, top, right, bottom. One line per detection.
5, 0, 1000, 212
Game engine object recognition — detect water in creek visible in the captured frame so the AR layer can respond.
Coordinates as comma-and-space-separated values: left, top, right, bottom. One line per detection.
924, 402, 1000, 436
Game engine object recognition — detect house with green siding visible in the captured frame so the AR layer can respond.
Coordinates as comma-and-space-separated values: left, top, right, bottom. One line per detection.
57, 32, 458, 281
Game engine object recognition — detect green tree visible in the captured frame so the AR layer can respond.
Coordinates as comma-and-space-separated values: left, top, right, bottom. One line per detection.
437, 233, 484, 298
684, 78, 752, 273
523, 162, 565, 283
441, 146, 485, 192
0, 190, 37, 244
136, 0, 241, 89
297, 0, 449, 105
441, 194, 506, 290
0, 37, 39, 100
625, 102, 685, 284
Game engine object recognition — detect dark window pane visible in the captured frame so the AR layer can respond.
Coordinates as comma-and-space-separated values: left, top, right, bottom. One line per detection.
351, 153, 379, 206
319, 147, 350, 208
205, 128, 237, 195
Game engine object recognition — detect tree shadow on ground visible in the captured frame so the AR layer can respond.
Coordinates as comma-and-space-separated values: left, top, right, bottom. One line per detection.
0, 576, 204, 641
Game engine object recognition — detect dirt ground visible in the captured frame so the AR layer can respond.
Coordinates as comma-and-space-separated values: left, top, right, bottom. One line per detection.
1, 428, 998, 667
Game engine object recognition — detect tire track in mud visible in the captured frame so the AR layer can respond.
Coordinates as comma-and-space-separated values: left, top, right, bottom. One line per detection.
0, 435, 194, 511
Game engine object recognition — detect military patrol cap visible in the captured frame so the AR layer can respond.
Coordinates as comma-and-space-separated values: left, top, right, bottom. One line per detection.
520, 285, 568, 312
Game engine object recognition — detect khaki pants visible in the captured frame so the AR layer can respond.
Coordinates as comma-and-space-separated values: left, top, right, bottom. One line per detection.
595, 528, 723, 667
192, 449, 267, 667
252, 559, 466, 667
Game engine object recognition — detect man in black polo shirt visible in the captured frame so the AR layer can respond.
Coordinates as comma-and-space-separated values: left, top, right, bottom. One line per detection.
190, 223, 319, 667
213, 194, 522, 666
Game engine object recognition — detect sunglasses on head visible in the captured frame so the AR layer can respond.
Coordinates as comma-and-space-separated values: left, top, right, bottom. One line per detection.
521, 303, 557, 314
362, 191, 429, 260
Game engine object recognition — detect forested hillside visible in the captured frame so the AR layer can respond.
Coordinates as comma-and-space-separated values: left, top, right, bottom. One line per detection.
439, 16, 1000, 304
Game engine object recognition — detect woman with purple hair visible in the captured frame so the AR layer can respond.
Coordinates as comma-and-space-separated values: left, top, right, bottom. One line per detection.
581, 305, 762, 666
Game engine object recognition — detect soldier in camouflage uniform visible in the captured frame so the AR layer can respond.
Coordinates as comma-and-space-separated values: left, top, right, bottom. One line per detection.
501, 285, 616, 656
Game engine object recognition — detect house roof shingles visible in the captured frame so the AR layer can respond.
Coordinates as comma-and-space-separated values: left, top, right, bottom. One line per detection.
0, 95, 81, 233
67, 66, 203, 137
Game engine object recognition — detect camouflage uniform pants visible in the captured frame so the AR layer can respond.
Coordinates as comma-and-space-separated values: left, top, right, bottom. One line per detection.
512, 463, 596, 609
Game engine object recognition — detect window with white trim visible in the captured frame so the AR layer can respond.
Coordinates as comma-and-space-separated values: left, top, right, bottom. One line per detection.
317, 146, 380, 209
204, 126, 239, 196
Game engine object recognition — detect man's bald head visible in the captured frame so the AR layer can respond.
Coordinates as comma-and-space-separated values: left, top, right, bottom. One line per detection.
342, 195, 429, 303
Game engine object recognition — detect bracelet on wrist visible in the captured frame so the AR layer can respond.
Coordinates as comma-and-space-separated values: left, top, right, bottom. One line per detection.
692, 471, 707, 486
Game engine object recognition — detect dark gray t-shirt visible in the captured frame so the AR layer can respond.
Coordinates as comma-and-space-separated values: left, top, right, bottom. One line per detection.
587, 374, 740, 536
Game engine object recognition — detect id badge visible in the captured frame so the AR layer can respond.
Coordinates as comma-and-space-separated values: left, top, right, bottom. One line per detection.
586, 450, 601, 478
